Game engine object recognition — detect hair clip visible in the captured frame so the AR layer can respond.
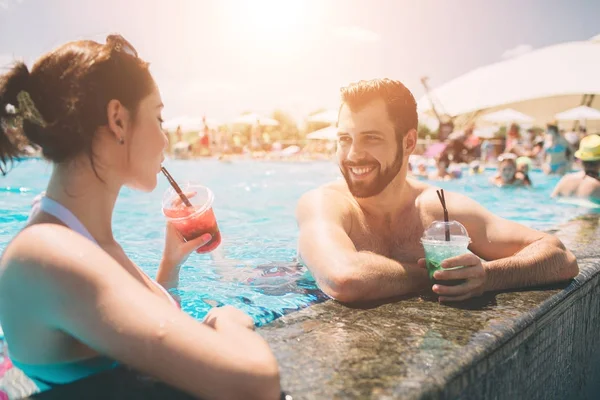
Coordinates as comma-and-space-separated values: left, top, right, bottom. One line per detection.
16, 91, 47, 128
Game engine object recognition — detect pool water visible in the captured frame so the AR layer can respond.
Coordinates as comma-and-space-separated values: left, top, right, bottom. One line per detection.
0, 159, 596, 326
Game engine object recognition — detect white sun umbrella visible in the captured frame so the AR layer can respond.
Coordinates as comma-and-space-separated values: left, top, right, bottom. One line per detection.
281, 145, 301, 156
233, 113, 279, 126
418, 113, 440, 132
258, 117, 280, 126
306, 126, 338, 141
307, 109, 338, 124
554, 105, 600, 121
173, 141, 191, 150
416, 36, 600, 125
472, 126, 498, 138
163, 116, 219, 132
480, 108, 534, 124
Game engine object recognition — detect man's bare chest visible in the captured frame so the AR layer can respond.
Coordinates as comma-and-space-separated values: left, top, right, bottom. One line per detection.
349, 212, 426, 262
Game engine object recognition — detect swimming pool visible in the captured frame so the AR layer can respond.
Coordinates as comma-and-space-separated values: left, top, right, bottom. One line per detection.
0, 158, 596, 326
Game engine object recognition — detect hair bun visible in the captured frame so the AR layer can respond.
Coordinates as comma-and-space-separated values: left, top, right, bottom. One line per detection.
0, 62, 30, 118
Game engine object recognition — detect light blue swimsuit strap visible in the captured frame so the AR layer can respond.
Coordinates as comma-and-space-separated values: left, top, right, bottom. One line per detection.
8, 197, 116, 391
37, 196, 177, 307
39, 196, 97, 244
545, 143, 567, 154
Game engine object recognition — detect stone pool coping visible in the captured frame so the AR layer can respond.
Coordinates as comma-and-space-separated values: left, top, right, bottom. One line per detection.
259, 213, 600, 399
22, 213, 600, 400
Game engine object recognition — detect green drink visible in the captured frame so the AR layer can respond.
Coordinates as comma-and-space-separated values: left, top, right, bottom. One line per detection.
421, 221, 471, 287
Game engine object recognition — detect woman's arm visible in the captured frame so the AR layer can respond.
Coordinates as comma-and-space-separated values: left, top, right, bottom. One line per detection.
0, 224, 280, 400
156, 222, 212, 290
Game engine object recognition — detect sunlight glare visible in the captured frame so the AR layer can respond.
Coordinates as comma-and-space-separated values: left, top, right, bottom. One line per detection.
226, 0, 307, 45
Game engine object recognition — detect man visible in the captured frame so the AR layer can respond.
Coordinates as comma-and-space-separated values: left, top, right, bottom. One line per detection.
552, 134, 600, 202
296, 79, 578, 304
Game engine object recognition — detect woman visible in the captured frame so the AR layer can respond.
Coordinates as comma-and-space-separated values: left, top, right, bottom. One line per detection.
413, 160, 429, 178
504, 123, 521, 154
542, 124, 572, 175
516, 156, 533, 187
491, 153, 528, 187
0, 35, 280, 399
428, 152, 456, 181
551, 134, 600, 203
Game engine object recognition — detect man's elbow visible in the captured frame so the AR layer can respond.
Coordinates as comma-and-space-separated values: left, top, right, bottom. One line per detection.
320, 272, 364, 304
548, 236, 579, 281
561, 248, 579, 281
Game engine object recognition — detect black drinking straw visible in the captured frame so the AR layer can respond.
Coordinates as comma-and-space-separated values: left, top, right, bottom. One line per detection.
436, 189, 450, 241
161, 166, 193, 208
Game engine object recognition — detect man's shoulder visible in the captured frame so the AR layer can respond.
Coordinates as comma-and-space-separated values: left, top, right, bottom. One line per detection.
296, 181, 355, 220
413, 181, 444, 208
414, 183, 484, 221
300, 180, 350, 202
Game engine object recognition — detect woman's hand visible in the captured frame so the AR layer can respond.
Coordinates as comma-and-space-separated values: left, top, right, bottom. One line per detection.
157, 223, 211, 290
203, 306, 255, 331
161, 222, 211, 269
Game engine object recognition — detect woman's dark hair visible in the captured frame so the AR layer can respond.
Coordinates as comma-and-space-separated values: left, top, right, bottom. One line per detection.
0, 34, 155, 176
546, 124, 559, 136
583, 160, 600, 181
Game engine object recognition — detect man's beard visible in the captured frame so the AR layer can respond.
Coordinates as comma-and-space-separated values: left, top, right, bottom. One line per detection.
340, 145, 404, 198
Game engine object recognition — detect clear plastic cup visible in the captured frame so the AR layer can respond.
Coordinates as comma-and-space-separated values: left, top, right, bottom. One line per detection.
162, 183, 222, 253
421, 220, 471, 286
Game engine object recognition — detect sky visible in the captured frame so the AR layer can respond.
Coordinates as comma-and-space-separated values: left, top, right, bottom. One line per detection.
0, 0, 599, 124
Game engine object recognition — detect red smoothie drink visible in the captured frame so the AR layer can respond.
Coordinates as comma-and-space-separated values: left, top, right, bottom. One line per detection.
162, 184, 221, 253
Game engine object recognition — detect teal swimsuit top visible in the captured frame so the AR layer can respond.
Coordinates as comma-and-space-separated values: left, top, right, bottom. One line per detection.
544, 142, 567, 154
10, 356, 118, 392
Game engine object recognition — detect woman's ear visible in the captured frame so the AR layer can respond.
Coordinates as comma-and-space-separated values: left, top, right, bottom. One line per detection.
106, 99, 128, 143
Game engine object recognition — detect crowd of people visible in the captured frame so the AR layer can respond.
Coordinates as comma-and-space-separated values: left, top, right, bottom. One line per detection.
166, 112, 599, 204
168, 122, 337, 162
406, 121, 599, 202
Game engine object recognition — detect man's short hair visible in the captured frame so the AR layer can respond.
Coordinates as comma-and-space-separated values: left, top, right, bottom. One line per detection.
340, 78, 418, 142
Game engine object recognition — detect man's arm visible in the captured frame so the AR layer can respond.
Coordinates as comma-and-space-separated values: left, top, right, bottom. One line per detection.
296, 188, 429, 303
427, 191, 578, 300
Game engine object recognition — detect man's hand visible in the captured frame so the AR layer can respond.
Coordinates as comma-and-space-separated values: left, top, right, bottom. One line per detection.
419, 253, 487, 302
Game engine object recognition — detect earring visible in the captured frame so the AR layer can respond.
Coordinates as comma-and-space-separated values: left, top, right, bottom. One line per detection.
118, 137, 125, 145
